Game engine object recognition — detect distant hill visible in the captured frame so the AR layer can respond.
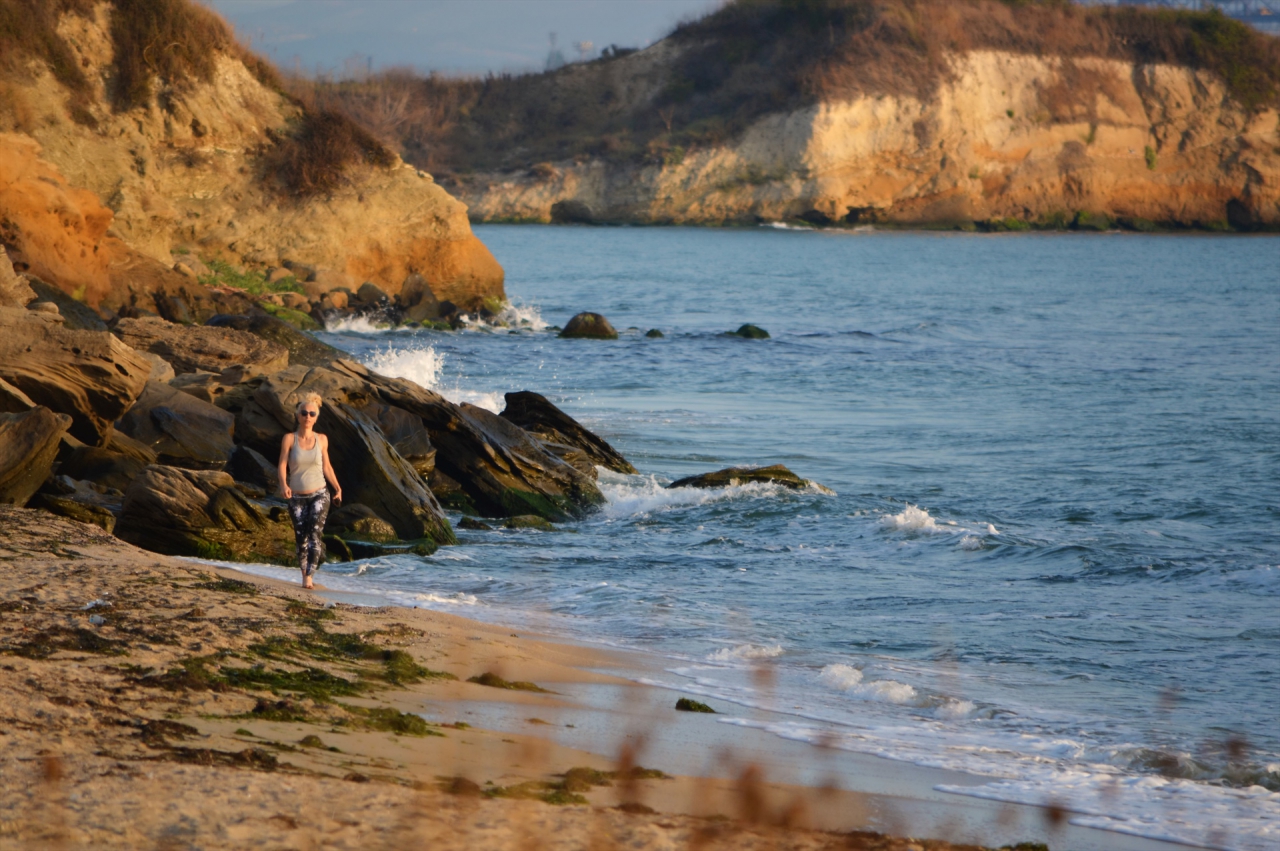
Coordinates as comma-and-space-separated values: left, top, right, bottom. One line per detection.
306, 0, 1280, 230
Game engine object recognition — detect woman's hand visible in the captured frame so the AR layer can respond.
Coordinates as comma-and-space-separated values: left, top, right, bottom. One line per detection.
332, 488, 343, 507
282, 484, 292, 499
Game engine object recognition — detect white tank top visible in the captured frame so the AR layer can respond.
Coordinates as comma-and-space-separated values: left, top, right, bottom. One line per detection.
288, 435, 325, 494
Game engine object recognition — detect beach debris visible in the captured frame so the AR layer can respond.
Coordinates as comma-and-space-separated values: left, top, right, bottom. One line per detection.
725, 323, 769, 339
668, 464, 832, 494
676, 698, 716, 713
559, 312, 618, 339
467, 672, 554, 693
501, 390, 637, 474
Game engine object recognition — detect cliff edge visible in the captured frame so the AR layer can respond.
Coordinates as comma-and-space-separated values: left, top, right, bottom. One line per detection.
0, 0, 503, 313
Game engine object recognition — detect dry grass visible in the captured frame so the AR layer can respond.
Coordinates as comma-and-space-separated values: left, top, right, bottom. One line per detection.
258, 106, 396, 198
292, 0, 1280, 178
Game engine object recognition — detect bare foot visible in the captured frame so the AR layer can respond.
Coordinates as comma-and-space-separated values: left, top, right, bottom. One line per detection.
302, 572, 314, 590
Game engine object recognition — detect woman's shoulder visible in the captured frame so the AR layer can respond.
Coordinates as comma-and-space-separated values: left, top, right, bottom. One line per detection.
281, 431, 295, 447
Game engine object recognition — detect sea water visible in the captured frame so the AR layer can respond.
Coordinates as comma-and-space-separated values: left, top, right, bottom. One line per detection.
306, 226, 1279, 849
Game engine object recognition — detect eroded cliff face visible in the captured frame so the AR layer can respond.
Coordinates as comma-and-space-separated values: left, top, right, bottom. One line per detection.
0, 4, 502, 310
459, 50, 1280, 229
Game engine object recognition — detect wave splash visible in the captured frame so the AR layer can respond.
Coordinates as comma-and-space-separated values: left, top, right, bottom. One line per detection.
362, 344, 504, 413
707, 644, 784, 663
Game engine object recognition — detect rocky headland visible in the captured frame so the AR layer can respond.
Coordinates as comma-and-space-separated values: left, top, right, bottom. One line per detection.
316, 0, 1280, 231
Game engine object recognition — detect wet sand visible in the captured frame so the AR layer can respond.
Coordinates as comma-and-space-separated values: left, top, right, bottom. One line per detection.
0, 507, 1191, 850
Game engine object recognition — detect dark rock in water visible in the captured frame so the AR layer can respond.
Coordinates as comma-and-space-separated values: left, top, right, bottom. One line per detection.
26, 278, 107, 331
115, 465, 296, 563
550, 200, 594, 224
116, 381, 235, 469
332, 360, 604, 521
0, 407, 72, 505
0, 307, 151, 445
326, 503, 398, 543
500, 390, 636, 474
667, 463, 832, 493
226, 445, 278, 494
504, 514, 554, 531
356, 281, 390, 306
541, 441, 597, 478
644, 328, 664, 338
114, 316, 289, 376
206, 313, 342, 368
427, 468, 475, 514
725, 324, 769, 339
400, 273, 441, 323
458, 517, 493, 531
559, 312, 618, 340
675, 698, 716, 713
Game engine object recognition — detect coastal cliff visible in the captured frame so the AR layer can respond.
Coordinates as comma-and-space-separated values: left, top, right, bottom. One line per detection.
318, 0, 1280, 230
0, 0, 503, 311
459, 49, 1280, 229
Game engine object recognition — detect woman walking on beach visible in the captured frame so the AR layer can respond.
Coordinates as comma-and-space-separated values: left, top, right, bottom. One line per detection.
278, 392, 342, 590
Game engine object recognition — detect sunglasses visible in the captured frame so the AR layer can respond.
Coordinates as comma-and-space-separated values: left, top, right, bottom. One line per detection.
299, 410, 319, 418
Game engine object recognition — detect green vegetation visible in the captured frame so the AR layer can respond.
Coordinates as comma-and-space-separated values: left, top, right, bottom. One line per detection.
1145, 145, 1158, 171
467, 672, 554, 693
339, 704, 442, 736
198, 259, 302, 296
260, 109, 396, 198
195, 577, 260, 596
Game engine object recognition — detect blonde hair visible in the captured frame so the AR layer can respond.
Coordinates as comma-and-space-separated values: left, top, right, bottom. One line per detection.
294, 392, 323, 417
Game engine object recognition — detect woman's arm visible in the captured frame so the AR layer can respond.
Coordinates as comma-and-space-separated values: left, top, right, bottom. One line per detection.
278, 433, 294, 499
319, 434, 342, 505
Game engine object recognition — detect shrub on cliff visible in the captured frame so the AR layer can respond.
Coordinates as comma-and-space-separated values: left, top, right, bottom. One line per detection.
260, 108, 396, 198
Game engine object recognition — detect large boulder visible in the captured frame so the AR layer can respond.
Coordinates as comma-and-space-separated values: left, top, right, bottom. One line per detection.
500, 391, 636, 474
58, 429, 158, 492
27, 277, 108, 331
116, 381, 235, 469
365, 402, 436, 477
115, 465, 296, 563
399, 273, 441, 323
331, 361, 604, 520
113, 316, 288, 376
325, 503, 397, 543
668, 464, 832, 493
0, 308, 151, 445
0, 377, 35, 414
226, 445, 279, 494
0, 407, 72, 505
559, 312, 618, 340
206, 313, 343, 368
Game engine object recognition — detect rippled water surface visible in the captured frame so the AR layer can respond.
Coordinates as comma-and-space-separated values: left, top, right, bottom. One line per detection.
306, 226, 1279, 849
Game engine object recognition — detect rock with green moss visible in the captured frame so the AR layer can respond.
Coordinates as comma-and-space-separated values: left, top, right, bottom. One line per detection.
504, 514, 555, 531
675, 698, 716, 713
725, 324, 769, 339
559, 312, 617, 339
668, 463, 832, 493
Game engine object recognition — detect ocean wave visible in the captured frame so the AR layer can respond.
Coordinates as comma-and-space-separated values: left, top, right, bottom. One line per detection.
818, 663, 918, 704
707, 644, 784, 663
324, 315, 412, 334
879, 504, 961, 535
459, 300, 548, 332
361, 343, 505, 413
595, 471, 801, 519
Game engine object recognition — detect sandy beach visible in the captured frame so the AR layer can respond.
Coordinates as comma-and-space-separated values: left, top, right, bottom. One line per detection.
0, 505, 1196, 851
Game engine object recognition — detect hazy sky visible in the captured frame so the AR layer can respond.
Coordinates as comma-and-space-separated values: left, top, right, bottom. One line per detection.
202, 0, 722, 77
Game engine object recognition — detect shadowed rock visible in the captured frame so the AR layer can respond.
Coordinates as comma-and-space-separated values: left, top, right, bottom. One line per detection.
0, 307, 151, 445
59, 431, 157, 492
116, 465, 296, 562
559, 312, 618, 340
0, 377, 35, 414
725, 324, 769, 339
0, 247, 35, 308
226, 445, 279, 494
116, 381, 236, 469
27, 278, 107, 331
114, 316, 288, 376
331, 361, 604, 521
326, 503, 397, 543
668, 464, 832, 493
206, 313, 343, 368
500, 390, 636, 474
0, 407, 72, 505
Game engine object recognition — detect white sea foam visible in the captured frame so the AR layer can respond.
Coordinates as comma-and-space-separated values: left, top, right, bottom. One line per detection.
361, 344, 505, 413
819, 664, 918, 704
595, 471, 795, 520
879, 504, 960, 535
761, 221, 814, 231
934, 699, 977, 719
959, 535, 983, 550
707, 644, 785, 663
324, 315, 410, 334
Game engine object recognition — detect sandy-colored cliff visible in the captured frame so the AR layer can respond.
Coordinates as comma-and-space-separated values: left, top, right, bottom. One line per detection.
0, 1, 502, 311
458, 49, 1279, 229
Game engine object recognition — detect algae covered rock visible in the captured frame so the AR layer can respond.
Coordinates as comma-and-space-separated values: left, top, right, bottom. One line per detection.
0, 407, 72, 505
675, 698, 715, 713
725, 324, 769, 339
326, 503, 398, 543
504, 514, 555, 531
668, 463, 832, 493
500, 390, 636, 474
559, 312, 618, 340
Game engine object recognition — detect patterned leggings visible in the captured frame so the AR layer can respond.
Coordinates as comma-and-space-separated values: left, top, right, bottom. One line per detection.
288, 490, 330, 576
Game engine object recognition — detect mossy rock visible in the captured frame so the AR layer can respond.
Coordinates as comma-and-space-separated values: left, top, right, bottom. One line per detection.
467, 672, 554, 693
725, 324, 769, 339
1073, 211, 1112, 232
559, 312, 618, 339
676, 697, 715, 713
458, 517, 494, 531
668, 463, 832, 493
504, 514, 555, 531
260, 303, 321, 331
644, 328, 664, 338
